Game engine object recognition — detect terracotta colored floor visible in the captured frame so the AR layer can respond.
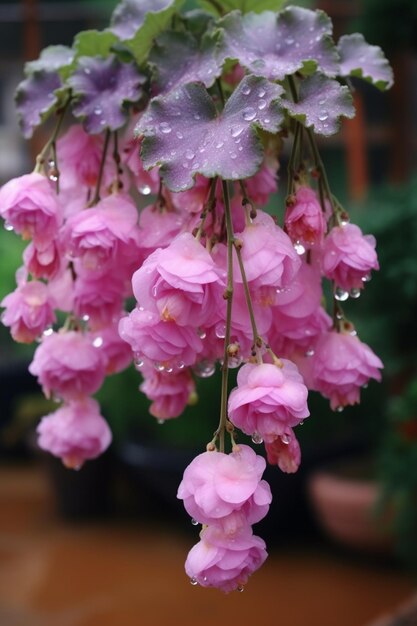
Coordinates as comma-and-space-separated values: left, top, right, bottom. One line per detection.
0, 464, 414, 626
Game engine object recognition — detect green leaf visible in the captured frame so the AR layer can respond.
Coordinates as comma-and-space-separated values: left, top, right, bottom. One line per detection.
117, 0, 185, 65
197, 0, 286, 16
73, 30, 120, 59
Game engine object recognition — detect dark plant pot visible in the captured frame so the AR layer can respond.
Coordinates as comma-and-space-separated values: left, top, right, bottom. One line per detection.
43, 450, 113, 520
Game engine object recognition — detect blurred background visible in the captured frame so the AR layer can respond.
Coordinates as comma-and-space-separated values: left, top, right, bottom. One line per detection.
0, 1, 417, 625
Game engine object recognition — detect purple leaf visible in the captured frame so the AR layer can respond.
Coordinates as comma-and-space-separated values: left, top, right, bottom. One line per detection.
149, 30, 223, 95
110, 0, 178, 39
67, 55, 146, 134
338, 34, 394, 91
218, 7, 339, 81
136, 75, 284, 191
282, 74, 354, 136
26, 45, 75, 75
15, 71, 63, 139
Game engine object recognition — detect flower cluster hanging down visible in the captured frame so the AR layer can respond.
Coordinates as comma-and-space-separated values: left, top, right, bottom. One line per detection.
0, 0, 393, 592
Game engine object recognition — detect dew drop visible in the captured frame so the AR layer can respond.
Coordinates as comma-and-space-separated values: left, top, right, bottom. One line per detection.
334, 287, 349, 302
160, 122, 172, 134
191, 518, 199, 526
135, 358, 144, 369
263, 117, 271, 124
185, 149, 195, 160
242, 85, 251, 95
251, 432, 263, 445
305, 348, 315, 357
193, 360, 215, 378
93, 336, 103, 348
230, 124, 244, 138
336, 311, 343, 320
176, 131, 183, 139
258, 88, 266, 98
139, 184, 151, 195
228, 354, 242, 369
43, 327, 53, 337
215, 323, 226, 339
318, 111, 328, 122
194, 113, 201, 121
4, 222, 13, 231
84, 67, 91, 75
294, 241, 306, 255
362, 273, 371, 283
94, 106, 102, 115
82, 314, 90, 322
281, 433, 291, 445
49, 171, 58, 182
285, 36, 294, 45
190, 577, 198, 586
197, 328, 207, 339
216, 141, 224, 149
258, 99, 267, 110
242, 107, 256, 121
350, 288, 361, 299
335, 405, 344, 413
237, 585, 244, 593
154, 362, 165, 372
157, 419, 165, 425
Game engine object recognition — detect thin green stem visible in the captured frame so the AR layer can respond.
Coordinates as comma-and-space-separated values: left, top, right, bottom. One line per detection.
234, 242, 262, 359
34, 98, 70, 174
217, 180, 234, 453
204, 0, 225, 16
113, 130, 122, 190
287, 121, 301, 196
195, 177, 217, 241
91, 128, 111, 206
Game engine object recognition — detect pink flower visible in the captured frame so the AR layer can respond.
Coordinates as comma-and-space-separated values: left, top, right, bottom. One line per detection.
284, 186, 326, 247
91, 324, 132, 375
73, 272, 125, 329
312, 330, 383, 410
29, 330, 106, 400
122, 135, 160, 196
23, 240, 64, 280
118, 308, 203, 368
140, 368, 195, 420
65, 194, 141, 271
1, 281, 56, 343
321, 223, 379, 292
185, 526, 267, 593
138, 203, 184, 254
244, 162, 278, 207
228, 361, 309, 443
132, 232, 223, 327
0, 172, 61, 245
265, 429, 301, 473
177, 445, 272, 533
234, 212, 301, 291
57, 124, 110, 190
37, 397, 112, 468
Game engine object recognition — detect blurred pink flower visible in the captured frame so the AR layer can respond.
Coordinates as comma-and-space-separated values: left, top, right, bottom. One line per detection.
1, 281, 55, 343
29, 330, 106, 400
37, 397, 111, 469
312, 330, 383, 410
322, 223, 379, 291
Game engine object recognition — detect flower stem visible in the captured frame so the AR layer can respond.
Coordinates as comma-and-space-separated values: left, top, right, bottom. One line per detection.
287, 121, 301, 196
91, 128, 111, 206
234, 241, 262, 360
112, 130, 122, 191
217, 180, 234, 453
34, 98, 70, 175
195, 177, 217, 241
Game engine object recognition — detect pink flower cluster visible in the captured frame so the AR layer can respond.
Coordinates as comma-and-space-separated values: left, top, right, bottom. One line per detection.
0, 110, 384, 593
178, 445, 270, 591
